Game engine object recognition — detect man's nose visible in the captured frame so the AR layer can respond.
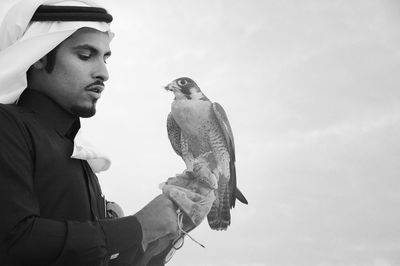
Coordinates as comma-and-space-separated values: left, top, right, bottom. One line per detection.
93, 60, 109, 82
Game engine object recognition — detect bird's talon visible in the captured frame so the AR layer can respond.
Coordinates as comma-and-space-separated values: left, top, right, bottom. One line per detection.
182, 170, 195, 179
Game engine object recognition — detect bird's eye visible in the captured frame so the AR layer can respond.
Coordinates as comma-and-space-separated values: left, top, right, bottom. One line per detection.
177, 79, 188, 86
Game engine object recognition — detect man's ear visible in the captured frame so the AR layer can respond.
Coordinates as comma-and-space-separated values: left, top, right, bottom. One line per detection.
32, 56, 47, 70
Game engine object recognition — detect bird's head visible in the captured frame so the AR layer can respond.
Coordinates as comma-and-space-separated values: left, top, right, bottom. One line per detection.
164, 77, 208, 101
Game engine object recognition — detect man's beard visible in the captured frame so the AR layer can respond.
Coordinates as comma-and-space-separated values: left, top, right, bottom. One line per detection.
70, 101, 97, 118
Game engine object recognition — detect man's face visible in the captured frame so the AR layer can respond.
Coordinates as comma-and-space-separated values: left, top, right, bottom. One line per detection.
39, 28, 111, 117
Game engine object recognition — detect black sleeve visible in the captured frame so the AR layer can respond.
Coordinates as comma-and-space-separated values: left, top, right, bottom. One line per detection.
2, 215, 143, 265
0, 106, 143, 265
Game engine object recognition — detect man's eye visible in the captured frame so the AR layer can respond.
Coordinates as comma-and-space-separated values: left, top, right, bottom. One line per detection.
78, 54, 91, 60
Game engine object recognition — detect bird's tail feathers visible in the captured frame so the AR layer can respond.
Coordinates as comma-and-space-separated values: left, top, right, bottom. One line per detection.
229, 162, 248, 207
235, 187, 248, 205
207, 182, 231, 230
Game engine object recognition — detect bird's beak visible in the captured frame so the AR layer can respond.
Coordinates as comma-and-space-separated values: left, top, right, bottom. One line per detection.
164, 81, 178, 92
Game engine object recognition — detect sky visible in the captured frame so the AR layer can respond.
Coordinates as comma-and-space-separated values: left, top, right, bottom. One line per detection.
1, 0, 400, 265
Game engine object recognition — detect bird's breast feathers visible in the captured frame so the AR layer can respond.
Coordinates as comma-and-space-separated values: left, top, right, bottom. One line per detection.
171, 99, 213, 135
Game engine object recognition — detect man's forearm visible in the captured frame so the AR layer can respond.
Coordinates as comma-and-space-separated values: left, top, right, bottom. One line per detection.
3, 217, 68, 265
2, 215, 143, 265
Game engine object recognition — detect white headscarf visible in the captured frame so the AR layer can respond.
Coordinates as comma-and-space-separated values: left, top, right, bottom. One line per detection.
0, 0, 113, 172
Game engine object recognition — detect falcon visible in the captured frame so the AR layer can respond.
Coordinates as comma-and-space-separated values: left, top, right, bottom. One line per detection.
165, 77, 248, 230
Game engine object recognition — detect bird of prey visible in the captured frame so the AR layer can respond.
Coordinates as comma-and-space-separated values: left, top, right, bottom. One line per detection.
165, 77, 248, 230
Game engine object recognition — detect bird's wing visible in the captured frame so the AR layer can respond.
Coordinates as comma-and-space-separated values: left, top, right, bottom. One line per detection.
212, 102, 236, 205
212, 102, 235, 161
167, 112, 182, 157
212, 102, 247, 207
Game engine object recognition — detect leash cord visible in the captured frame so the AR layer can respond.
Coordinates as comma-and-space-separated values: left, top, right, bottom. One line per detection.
177, 209, 205, 248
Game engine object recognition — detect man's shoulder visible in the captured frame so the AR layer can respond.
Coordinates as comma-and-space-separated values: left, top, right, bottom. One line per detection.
0, 103, 31, 128
0, 103, 37, 151
0, 102, 18, 117
0, 102, 19, 111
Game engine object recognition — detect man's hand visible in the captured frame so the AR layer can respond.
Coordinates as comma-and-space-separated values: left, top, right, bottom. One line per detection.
134, 157, 217, 264
161, 157, 217, 228
134, 194, 179, 251
134, 195, 180, 265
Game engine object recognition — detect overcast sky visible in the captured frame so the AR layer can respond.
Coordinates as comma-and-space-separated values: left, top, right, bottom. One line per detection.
1, 0, 400, 265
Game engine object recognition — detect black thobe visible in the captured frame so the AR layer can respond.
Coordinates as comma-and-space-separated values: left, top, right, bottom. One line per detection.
0, 89, 166, 265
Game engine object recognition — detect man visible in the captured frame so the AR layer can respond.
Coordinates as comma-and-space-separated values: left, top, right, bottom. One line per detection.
0, 0, 211, 265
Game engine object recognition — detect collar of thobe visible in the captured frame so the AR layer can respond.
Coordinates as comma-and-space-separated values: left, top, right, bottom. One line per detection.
0, 0, 113, 173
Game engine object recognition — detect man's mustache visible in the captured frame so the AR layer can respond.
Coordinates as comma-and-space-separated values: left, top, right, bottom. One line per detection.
85, 80, 104, 88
